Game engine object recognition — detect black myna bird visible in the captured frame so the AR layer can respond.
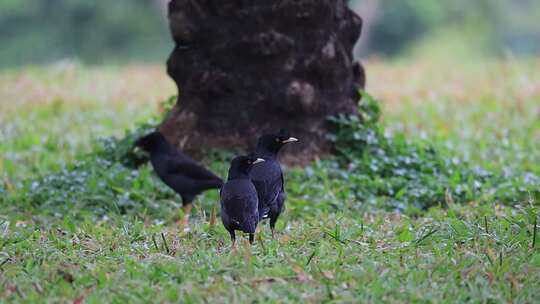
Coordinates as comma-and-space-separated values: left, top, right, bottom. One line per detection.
251, 129, 298, 238
220, 155, 265, 246
135, 131, 223, 227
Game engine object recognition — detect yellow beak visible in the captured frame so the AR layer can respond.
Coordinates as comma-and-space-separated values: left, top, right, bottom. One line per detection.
282, 137, 299, 143
253, 158, 265, 164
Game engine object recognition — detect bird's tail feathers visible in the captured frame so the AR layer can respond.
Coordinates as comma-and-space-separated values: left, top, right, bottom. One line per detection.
200, 178, 223, 190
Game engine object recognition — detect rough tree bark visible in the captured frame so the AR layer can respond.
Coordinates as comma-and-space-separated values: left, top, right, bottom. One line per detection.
160, 0, 365, 161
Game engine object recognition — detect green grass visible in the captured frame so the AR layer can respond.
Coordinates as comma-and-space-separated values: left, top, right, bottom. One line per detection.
0, 63, 175, 180
1, 205, 538, 302
1, 61, 539, 303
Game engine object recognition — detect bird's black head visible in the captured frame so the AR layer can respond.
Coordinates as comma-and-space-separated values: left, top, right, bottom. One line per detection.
134, 131, 169, 153
228, 154, 265, 179
256, 129, 298, 155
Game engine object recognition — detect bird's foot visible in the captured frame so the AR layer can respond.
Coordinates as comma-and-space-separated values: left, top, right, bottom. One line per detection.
175, 216, 190, 232
180, 216, 190, 227
179, 203, 193, 231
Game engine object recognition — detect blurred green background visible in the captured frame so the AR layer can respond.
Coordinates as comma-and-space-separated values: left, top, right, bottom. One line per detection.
1, 3, 539, 301
0, 0, 171, 68
1, 0, 539, 68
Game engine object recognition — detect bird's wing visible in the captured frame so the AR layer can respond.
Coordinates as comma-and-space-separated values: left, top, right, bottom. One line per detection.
164, 156, 222, 181
252, 179, 270, 218
267, 170, 284, 203
222, 190, 257, 207
253, 164, 284, 219
279, 171, 284, 193
238, 189, 259, 233
221, 182, 259, 227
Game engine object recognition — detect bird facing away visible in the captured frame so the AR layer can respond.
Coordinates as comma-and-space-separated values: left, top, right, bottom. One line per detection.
251, 129, 298, 238
135, 131, 223, 227
220, 155, 265, 247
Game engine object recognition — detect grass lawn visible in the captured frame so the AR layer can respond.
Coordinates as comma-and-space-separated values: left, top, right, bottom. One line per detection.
1, 59, 539, 303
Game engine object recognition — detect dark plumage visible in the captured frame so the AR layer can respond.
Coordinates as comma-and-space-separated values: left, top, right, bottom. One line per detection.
135, 131, 223, 226
251, 129, 298, 237
220, 155, 265, 246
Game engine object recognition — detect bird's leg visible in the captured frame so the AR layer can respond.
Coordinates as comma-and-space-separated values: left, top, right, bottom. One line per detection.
229, 230, 236, 251
181, 203, 193, 227
249, 233, 255, 245
270, 218, 277, 239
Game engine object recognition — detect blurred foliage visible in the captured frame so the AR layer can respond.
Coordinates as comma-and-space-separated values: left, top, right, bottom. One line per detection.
20, 155, 179, 218
1, 95, 184, 220
4, 93, 538, 219
356, 0, 540, 58
1, 1, 540, 67
323, 93, 539, 212
97, 96, 176, 168
0, 0, 171, 68
1, 60, 538, 302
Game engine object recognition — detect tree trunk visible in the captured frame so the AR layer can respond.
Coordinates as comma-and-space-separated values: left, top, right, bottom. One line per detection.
160, 0, 365, 162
